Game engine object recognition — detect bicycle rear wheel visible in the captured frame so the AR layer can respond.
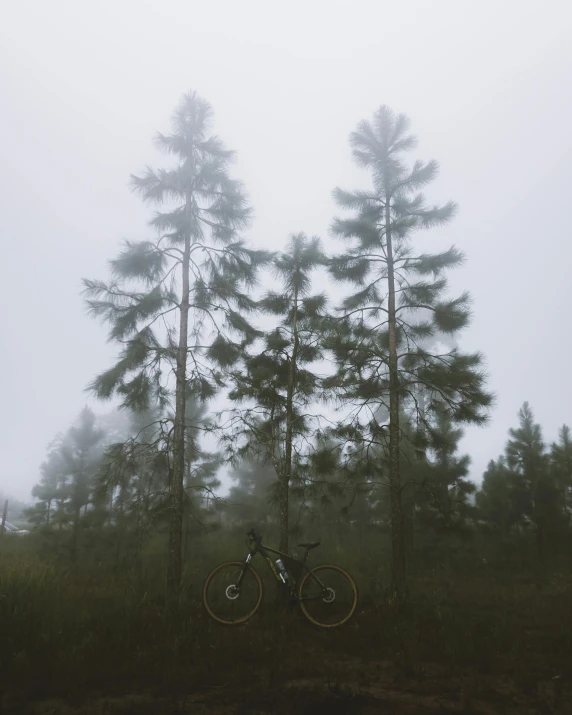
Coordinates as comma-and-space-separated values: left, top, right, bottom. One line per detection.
298, 564, 357, 628
203, 561, 263, 625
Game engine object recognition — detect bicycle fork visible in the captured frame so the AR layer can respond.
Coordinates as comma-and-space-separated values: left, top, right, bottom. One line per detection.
236, 553, 253, 588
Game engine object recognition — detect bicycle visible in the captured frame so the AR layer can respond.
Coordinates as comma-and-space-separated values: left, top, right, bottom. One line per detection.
203, 529, 358, 628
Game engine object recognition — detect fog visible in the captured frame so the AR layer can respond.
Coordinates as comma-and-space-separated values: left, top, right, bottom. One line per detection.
1, 0, 571, 500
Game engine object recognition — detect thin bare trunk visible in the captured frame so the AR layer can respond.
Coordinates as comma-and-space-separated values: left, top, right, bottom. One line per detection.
0, 500, 7, 536
108, 491, 114, 527
404, 495, 416, 557
536, 519, 545, 566
167, 231, 191, 597
71, 505, 81, 562
116, 486, 125, 566
386, 199, 406, 597
281, 287, 299, 554
183, 459, 191, 562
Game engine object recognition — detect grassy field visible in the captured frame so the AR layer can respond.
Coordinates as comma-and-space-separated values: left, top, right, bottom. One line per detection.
1, 533, 572, 714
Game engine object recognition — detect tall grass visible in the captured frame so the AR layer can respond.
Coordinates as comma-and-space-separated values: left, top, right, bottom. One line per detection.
1, 528, 572, 709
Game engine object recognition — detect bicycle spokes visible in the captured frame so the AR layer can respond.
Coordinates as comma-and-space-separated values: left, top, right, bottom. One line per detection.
203, 562, 262, 625
299, 565, 357, 627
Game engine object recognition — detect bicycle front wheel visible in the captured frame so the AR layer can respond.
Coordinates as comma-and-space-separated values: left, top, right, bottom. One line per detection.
203, 561, 263, 625
298, 564, 357, 628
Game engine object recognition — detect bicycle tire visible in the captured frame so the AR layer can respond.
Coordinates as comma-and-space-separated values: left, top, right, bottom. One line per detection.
298, 564, 358, 628
203, 560, 263, 625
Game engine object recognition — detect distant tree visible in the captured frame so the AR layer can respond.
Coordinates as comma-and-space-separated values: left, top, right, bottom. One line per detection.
340, 410, 425, 558
83, 91, 269, 594
2, 493, 33, 529
304, 433, 380, 548
27, 439, 66, 527
550, 424, 572, 521
477, 403, 565, 563
181, 397, 221, 552
223, 234, 326, 552
60, 407, 105, 560
96, 406, 172, 564
326, 106, 492, 596
225, 459, 277, 528
476, 457, 518, 537
416, 411, 475, 536
505, 402, 559, 564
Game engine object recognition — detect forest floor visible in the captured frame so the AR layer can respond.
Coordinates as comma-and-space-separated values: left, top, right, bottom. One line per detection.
12, 658, 572, 715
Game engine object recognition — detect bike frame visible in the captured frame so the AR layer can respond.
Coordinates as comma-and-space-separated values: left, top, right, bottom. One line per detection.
237, 537, 327, 599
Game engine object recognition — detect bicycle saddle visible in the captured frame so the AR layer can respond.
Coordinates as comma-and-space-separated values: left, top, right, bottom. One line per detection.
297, 541, 320, 550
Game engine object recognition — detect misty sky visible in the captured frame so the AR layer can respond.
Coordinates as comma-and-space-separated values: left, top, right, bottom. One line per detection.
1, 0, 571, 500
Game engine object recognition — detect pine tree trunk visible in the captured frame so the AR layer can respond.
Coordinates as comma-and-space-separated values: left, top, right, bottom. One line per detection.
167, 232, 191, 598
385, 200, 407, 598
281, 288, 299, 554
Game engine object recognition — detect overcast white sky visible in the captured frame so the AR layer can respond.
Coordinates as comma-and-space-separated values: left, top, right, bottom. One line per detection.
1, 0, 571, 500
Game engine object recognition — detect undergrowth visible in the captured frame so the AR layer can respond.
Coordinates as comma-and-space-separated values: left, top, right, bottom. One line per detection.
2, 531, 571, 710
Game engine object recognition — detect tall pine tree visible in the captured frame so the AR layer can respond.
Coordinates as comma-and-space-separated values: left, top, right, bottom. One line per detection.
326, 106, 492, 596
223, 234, 326, 552
84, 91, 269, 593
